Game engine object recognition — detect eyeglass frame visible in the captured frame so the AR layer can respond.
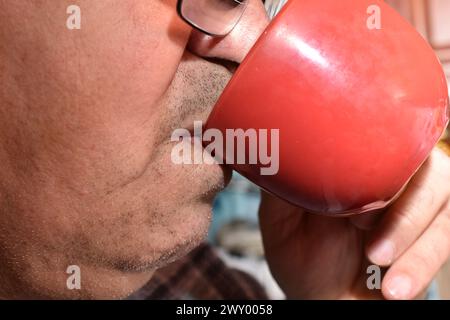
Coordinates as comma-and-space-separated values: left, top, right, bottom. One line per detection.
176, 0, 249, 37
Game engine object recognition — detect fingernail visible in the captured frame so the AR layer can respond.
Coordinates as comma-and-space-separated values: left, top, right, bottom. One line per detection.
386, 274, 412, 300
368, 240, 395, 266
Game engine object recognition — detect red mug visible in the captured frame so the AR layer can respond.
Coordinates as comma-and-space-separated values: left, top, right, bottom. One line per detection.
205, 0, 449, 215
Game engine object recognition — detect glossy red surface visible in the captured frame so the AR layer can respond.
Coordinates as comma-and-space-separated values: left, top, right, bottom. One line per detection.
206, 0, 449, 214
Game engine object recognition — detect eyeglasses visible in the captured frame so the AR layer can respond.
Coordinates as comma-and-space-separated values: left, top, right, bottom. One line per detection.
177, 0, 249, 37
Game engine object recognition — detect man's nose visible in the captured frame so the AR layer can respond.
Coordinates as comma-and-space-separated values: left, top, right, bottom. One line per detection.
187, 0, 270, 64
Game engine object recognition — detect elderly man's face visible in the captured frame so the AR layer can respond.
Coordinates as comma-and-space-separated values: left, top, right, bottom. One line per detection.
0, 0, 268, 298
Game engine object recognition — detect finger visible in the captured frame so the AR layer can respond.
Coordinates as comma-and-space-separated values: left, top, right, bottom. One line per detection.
366, 149, 450, 267
382, 203, 450, 300
350, 210, 384, 231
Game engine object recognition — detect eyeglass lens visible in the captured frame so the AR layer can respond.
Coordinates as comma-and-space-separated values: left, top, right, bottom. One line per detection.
179, 0, 248, 36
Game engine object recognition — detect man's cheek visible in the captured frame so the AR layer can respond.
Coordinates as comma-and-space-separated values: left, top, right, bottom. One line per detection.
2, 45, 191, 196
3, 0, 191, 115
62, 0, 191, 111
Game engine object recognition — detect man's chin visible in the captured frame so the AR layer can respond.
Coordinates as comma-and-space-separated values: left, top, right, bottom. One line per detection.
112, 203, 212, 274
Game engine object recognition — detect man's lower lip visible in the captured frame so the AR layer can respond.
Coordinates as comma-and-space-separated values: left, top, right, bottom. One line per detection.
186, 127, 233, 187
200, 165, 233, 202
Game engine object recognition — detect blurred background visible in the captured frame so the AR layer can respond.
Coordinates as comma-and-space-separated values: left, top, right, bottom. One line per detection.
207, 0, 450, 300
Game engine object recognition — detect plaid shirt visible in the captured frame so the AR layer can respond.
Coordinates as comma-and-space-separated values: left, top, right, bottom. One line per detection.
128, 243, 268, 300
